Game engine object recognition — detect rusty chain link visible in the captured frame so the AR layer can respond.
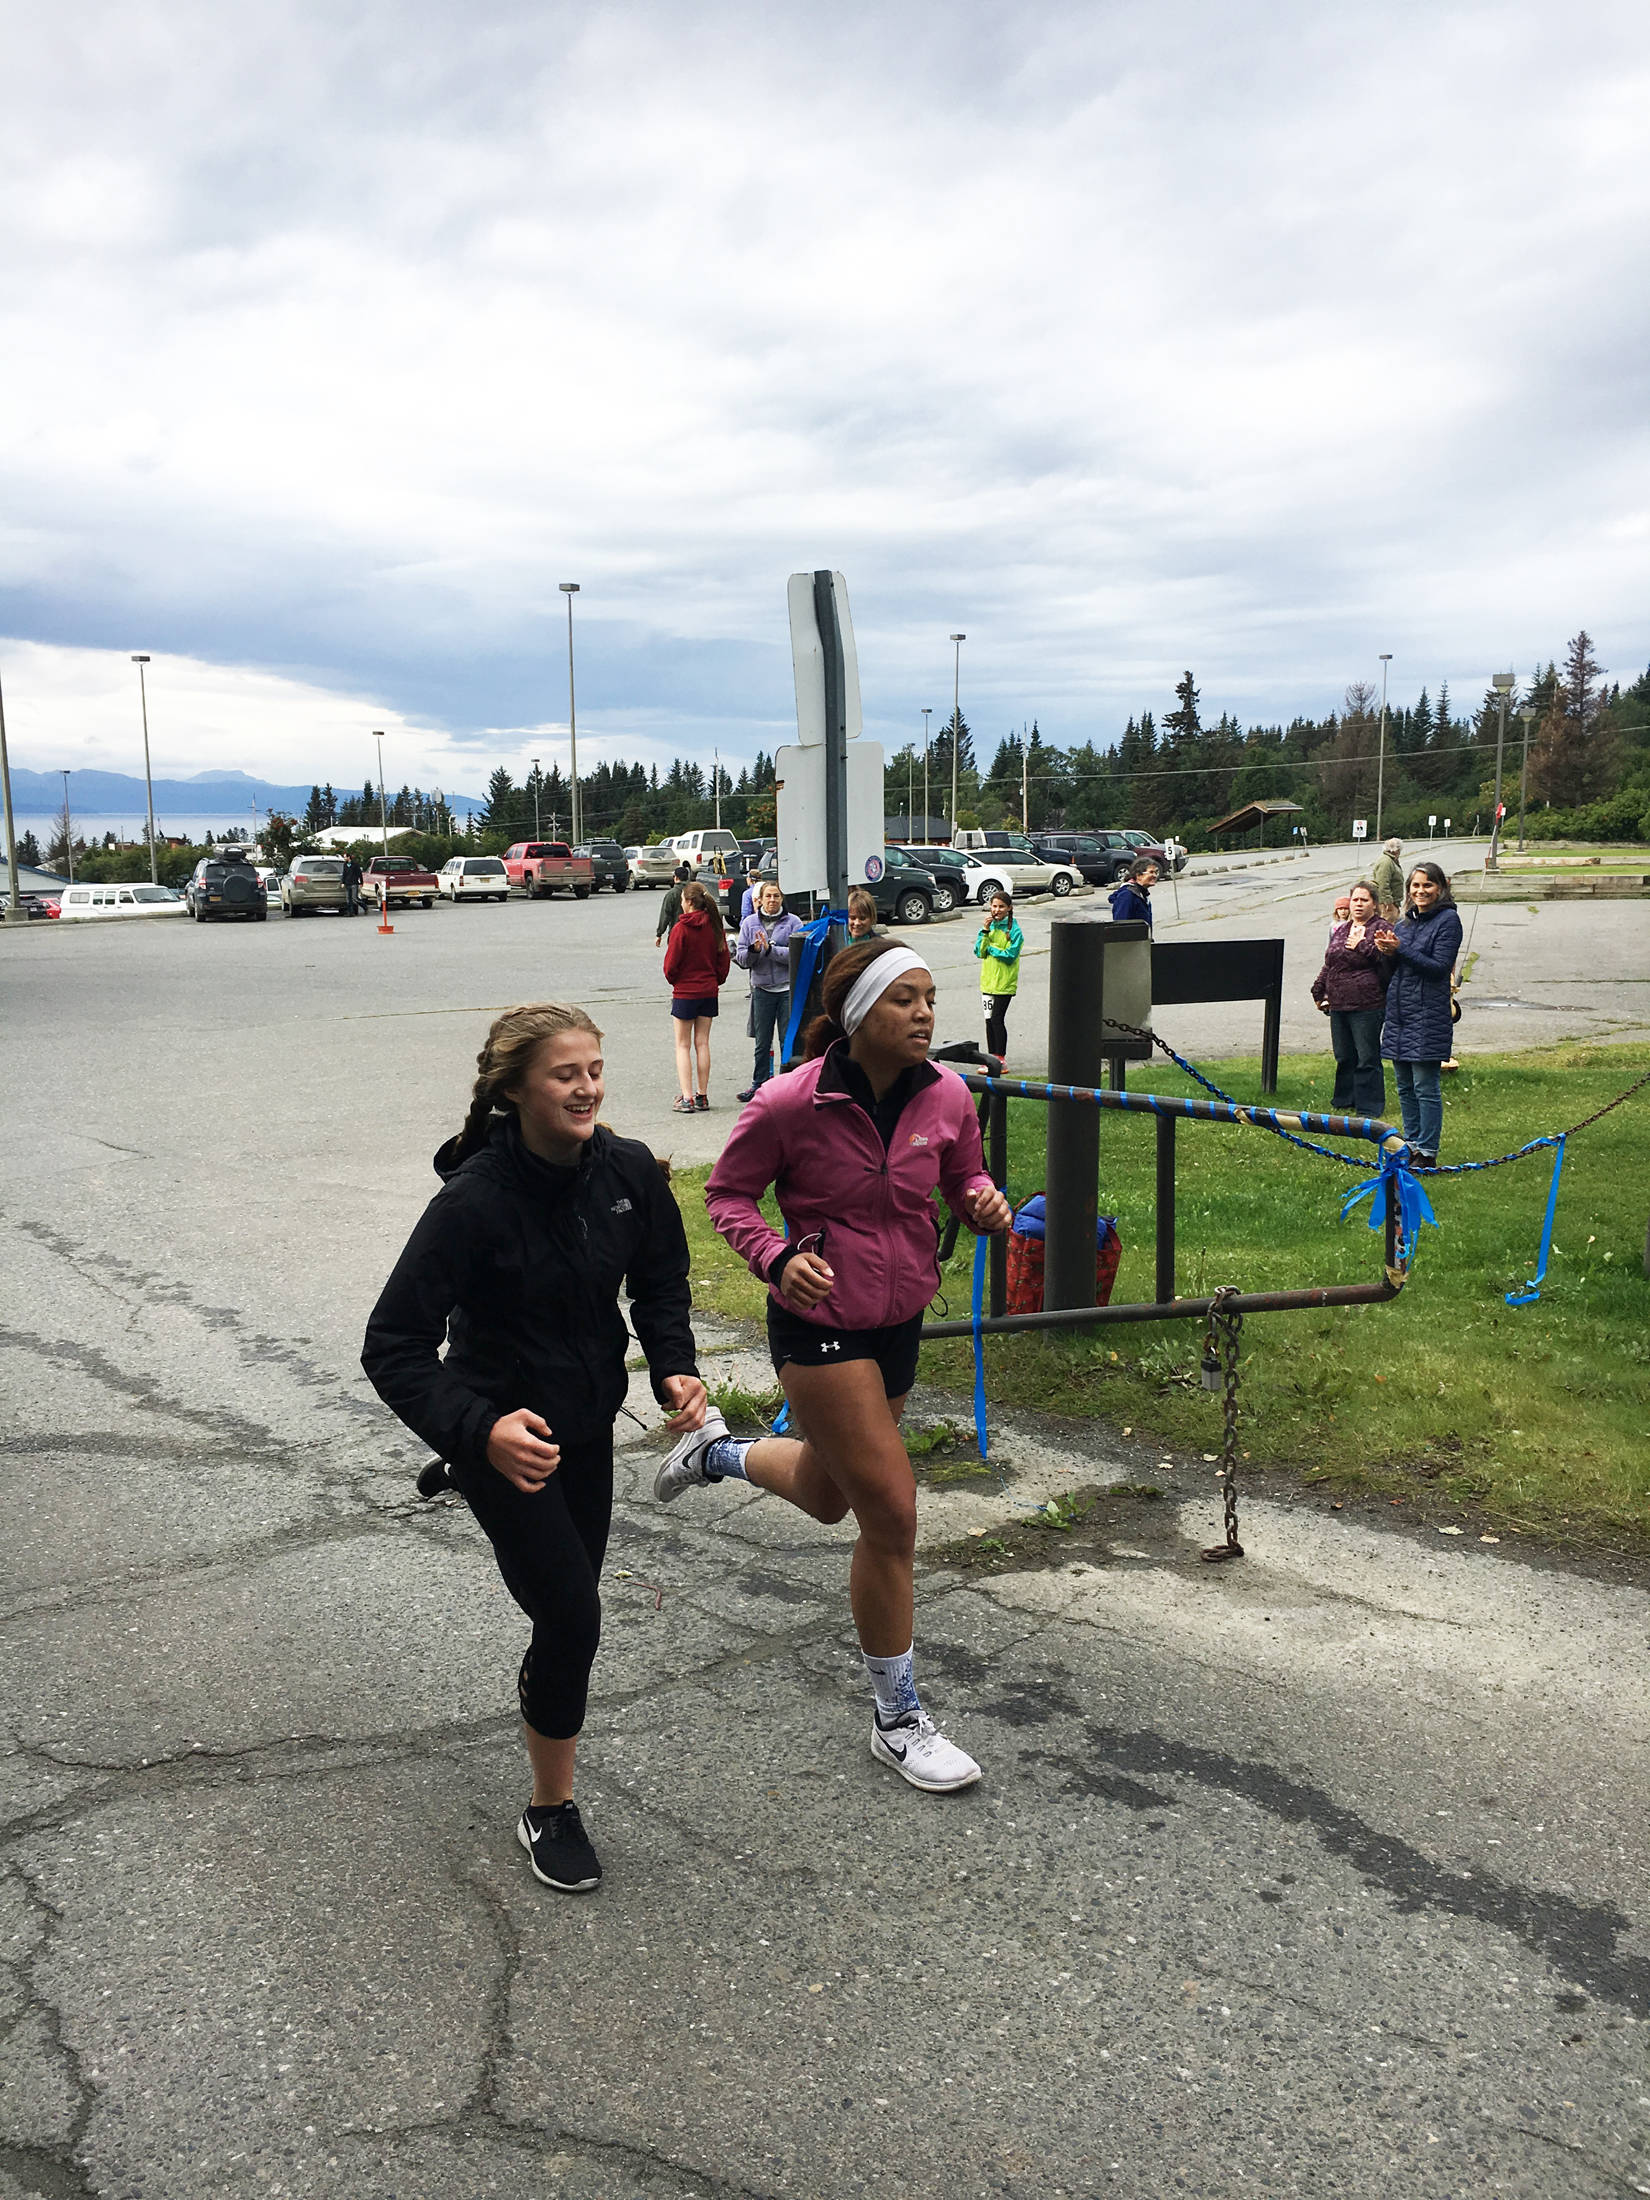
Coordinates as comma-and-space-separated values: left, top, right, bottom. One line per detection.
1200, 1285, 1245, 1563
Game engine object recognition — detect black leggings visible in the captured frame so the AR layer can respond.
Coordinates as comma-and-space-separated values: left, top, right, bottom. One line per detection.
457, 1433, 613, 1740
982, 992, 1010, 1060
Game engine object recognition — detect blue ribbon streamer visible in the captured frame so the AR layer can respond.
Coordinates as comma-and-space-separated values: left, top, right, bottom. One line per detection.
1340, 1150, 1438, 1259
1504, 1136, 1565, 1307
780, 907, 849, 1065
970, 1229, 989, 1459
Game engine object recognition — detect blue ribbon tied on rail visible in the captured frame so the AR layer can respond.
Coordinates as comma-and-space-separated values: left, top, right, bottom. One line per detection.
780, 908, 849, 1065
1340, 1148, 1438, 1260
1504, 1136, 1565, 1308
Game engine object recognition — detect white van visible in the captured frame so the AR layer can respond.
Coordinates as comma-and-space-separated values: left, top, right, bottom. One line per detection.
670, 829, 742, 864
56, 884, 187, 920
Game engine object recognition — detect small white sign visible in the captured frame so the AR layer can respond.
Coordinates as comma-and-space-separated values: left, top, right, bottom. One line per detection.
774, 740, 885, 896
1428, 814, 1437, 829
1352, 818, 1368, 841
787, 571, 863, 748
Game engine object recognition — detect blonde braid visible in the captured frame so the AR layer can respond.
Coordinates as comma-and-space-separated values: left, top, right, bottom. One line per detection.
451, 1002, 604, 1157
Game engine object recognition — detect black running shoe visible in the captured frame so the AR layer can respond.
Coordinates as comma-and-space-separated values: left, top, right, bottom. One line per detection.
516, 1801, 603, 1892
416, 1458, 454, 1499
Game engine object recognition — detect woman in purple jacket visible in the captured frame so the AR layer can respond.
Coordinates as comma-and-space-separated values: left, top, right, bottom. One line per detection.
1309, 880, 1393, 1119
655, 938, 1012, 1794
733, 880, 803, 1101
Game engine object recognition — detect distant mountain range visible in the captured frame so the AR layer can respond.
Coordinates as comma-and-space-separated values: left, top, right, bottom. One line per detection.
5, 765, 485, 816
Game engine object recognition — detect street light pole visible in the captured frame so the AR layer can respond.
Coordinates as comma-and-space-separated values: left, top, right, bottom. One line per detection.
372, 731, 393, 931
1487, 671, 1514, 869
921, 707, 932, 838
559, 583, 581, 845
62, 770, 74, 883
0, 661, 25, 924
1517, 704, 1535, 851
1375, 653, 1392, 843
131, 655, 158, 884
948, 633, 966, 827
530, 757, 541, 840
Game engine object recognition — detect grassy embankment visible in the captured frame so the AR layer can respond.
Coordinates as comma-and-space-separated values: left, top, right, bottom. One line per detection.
673, 1044, 1650, 1548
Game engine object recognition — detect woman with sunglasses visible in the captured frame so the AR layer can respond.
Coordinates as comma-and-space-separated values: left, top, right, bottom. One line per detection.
654, 938, 1012, 1792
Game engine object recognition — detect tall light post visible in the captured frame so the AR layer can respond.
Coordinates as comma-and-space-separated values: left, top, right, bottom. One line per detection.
0, 660, 24, 923
130, 655, 159, 883
530, 756, 542, 840
61, 769, 74, 883
372, 731, 392, 931
921, 707, 932, 837
1516, 704, 1535, 851
948, 633, 966, 827
1486, 671, 1514, 869
559, 582, 582, 845
1375, 653, 1392, 843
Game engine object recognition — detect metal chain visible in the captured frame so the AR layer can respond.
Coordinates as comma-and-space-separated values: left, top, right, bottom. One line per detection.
1200, 1286, 1245, 1563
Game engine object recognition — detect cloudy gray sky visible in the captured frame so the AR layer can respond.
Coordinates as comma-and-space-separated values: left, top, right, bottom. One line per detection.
2, 0, 1646, 790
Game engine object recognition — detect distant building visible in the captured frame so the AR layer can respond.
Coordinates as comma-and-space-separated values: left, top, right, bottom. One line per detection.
308, 824, 418, 850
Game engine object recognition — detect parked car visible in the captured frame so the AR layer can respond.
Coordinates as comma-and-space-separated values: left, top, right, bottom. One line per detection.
572, 840, 630, 892
1030, 833, 1127, 886
883, 843, 969, 916
186, 851, 267, 922
1120, 828, 1186, 874
0, 890, 58, 919
363, 855, 439, 910
438, 856, 511, 902
670, 828, 742, 866
626, 843, 680, 888
280, 857, 348, 915
501, 841, 595, 899
55, 883, 187, 920
953, 848, 1079, 902
953, 828, 1037, 855
871, 856, 937, 927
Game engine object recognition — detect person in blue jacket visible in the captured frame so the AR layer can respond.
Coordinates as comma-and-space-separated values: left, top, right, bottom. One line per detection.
1109, 855, 1157, 929
1375, 860, 1462, 1168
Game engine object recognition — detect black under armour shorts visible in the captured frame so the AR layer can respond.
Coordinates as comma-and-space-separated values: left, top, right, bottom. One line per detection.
766, 1302, 925, 1400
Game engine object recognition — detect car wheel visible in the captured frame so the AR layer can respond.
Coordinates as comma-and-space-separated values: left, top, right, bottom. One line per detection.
573, 886, 591, 900
255, 909, 268, 921
931, 883, 956, 914
615, 876, 629, 892
1051, 870, 1074, 897
895, 889, 931, 925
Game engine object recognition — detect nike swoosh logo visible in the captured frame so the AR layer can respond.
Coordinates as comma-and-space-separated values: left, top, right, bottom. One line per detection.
524, 1818, 542, 1844
880, 1737, 908, 1762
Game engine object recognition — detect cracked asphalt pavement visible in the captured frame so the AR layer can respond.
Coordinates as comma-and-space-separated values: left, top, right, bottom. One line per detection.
2, 886, 1648, 2198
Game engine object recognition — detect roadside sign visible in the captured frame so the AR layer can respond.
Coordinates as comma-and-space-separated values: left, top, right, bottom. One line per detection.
1352, 818, 1368, 841
1428, 814, 1437, 830
774, 739, 885, 895
787, 571, 862, 747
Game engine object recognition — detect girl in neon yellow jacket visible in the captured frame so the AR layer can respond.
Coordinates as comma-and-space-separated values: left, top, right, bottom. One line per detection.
974, 891, 1023, 1061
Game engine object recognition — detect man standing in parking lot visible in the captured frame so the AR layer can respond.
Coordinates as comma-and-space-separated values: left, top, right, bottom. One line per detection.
656, 862, 692, 946
341, 853, 363, 917
1373, 838, 1404, 924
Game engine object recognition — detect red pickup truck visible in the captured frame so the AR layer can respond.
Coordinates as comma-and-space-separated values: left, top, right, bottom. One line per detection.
501, 842, 595, 900
363, 855, 439, 910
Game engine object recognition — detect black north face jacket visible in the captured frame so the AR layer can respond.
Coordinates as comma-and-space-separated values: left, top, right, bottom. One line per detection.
362, 1116, 698, 1471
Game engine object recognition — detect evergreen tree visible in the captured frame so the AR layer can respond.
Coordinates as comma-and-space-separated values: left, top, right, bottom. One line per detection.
1165, 670, 1202, 741
480, 767, 521, 837
18, 829, 41, 867
1531, 631, 1612, 805
303, 785, 327, 831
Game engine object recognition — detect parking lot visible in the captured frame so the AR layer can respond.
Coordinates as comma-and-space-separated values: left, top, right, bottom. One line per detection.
3, 849, 1649, 2197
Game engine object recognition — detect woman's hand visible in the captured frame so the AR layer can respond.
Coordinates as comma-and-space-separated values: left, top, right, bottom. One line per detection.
486, 1409, 561, 1493
1315, 997, 1330, 1014
963, 1184, 1013, 1234
779, 1251, 836, 1309
1375, 932, 1398, 956
660, 1375, 709, 1432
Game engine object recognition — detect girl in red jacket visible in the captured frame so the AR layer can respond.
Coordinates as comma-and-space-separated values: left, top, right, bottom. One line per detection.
662, 881, 731, 1115
655, 938, 1012, 1793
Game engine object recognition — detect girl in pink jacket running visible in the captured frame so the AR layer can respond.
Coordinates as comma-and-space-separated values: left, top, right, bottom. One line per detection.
653, 938, 1011, 1794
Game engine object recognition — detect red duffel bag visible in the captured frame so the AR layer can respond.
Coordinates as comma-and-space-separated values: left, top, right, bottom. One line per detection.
1005, 1194, 1120, 1313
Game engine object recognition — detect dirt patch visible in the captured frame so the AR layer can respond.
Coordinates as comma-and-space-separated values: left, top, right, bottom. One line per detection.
927, 1481, 1213, 1579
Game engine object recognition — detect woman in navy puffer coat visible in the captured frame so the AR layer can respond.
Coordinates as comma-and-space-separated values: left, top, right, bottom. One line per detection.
1376, 861, 1462, 1167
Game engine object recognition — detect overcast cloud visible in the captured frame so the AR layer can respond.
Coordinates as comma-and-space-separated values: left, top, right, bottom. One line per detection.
1, 0, 1646, 789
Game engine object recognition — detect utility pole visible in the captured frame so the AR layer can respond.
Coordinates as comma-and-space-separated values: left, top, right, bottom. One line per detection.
559, 583, 582, 844
131, 656, 158, 883
1516, 705, 1534, 851
1375, 654, 1392, 842
531, 757, 541, 840
714, 748, 721, 830
921, 707, 932, 839
1021, 724, 1029, 833
0, 660, 25, 923
1486, 672, 1514, 869
372, 732, 392, 931
948, 635, 966, 828
61, 770, 74, 883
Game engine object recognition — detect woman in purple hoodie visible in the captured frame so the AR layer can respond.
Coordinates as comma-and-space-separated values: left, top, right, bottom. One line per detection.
655, 938, 1011, 1795
733, 880, 803, 1101
1309, 879, 1393, 1118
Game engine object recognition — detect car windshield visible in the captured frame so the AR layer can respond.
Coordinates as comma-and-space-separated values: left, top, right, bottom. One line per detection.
131, 886, 177, 902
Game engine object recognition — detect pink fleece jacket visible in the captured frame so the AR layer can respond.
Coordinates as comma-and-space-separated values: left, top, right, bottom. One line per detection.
704, 1053, 995, 1331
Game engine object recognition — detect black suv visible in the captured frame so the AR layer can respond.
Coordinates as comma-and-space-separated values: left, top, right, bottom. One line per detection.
185, 850, 267, 922
1030, 833, 1127, 886
572, 841, 630, 892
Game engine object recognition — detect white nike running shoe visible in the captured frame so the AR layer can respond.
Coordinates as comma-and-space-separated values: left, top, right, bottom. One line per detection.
870, 1709, 982, 1792
653, 1404, 731, 1503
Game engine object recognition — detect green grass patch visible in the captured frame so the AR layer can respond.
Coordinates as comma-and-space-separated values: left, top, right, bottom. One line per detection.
673, 1043, 1650, 1547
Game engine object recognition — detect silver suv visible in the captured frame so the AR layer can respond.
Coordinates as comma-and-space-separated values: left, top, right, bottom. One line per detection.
280, 857, 348, 916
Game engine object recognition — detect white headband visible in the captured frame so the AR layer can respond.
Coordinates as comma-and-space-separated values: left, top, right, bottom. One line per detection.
840, 947, 931, 1036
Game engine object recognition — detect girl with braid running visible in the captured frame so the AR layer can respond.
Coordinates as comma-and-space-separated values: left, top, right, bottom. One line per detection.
655, 940, 1012, 1791
363, 1004, 707, 1892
